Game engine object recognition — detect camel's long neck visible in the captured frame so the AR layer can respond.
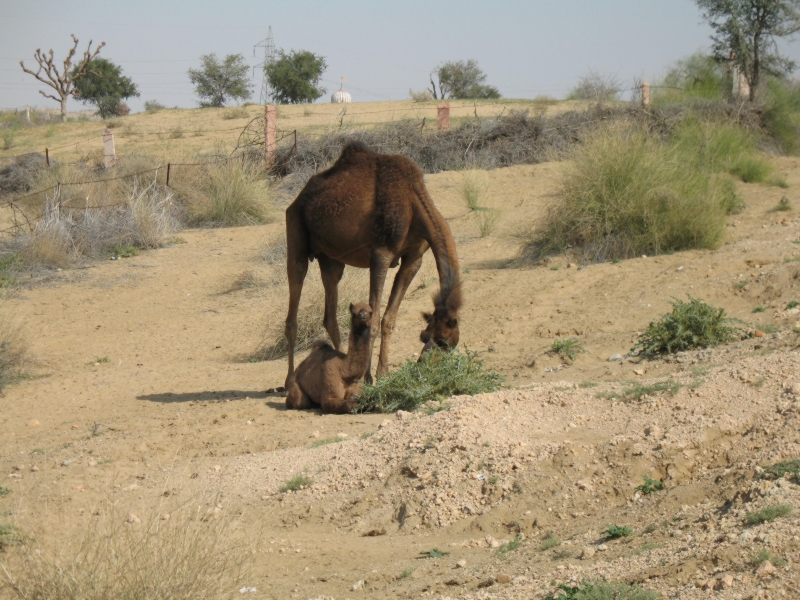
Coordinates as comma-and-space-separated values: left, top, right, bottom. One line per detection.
413, 181, 461, 308
343, 325, 372, 379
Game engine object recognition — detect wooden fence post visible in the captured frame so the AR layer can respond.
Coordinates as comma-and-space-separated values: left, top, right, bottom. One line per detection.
45, 148, 49, 168
103, 128, 116, 169
437, 103, 450, 131
265, 105, 276, 168
641, 82, 650, 108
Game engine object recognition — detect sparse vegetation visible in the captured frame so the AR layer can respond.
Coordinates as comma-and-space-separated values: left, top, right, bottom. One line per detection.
0, 308, 29, 390
567, 70, 621, 102
551, 338, 586, 361
753, 306, 766, 312
355, 348, 502, 413
774, 197, 792, 211
604, 525, 632, 539
745, 504, 793, 526
750, 549, 787, 567
1, 501, 257, 598
498, 535, 524, 555
579, 381, 598, 388
601, 380, 681, 402
399, 567, 415, 578
0, 487, 11, 497
418, 548, 449, 558
280, 474, 313, 492
635, 476, 664, 495
761, 459, 800, 481
633, 296, 742, 354
545, 581, 660, 600
144, 100, 166, 112
539, 533, 561, 551
310, 437, 345, 448
0, 523, 25, 549
222, 106, 249, 120
459, 170, 488, 212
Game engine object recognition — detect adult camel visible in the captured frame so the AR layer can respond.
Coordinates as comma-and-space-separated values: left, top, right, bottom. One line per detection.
284, 140, 461, 387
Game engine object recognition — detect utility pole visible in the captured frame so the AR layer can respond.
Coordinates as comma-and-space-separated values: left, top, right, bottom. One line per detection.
253, 27, 277, 105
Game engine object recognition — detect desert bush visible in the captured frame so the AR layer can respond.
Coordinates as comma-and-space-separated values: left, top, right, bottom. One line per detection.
545, 581, 660, 600
567, 70, 621, 102
1, 130, 16, 150
604, 525, 632, 538
746, 504, 793, 525
551, 338, 585, 361
632, 296, 742, 355
459, 170, 488, 211
0, 499, 258, 600
144, 100, 166, 112
763, 78, 800, 155
179, 159, 272, 226
5, 178, 181, 270
516, 125, 740, 264
474, 207, 501, 237
0, 153, 49, 196
761, 459, 800, 482
652, 53, 729, 105
280, 474, 312, 492
355, 348, 502, 413
222, 106, 249, 120
0, 307, 29, 390
409, 89, 434, 102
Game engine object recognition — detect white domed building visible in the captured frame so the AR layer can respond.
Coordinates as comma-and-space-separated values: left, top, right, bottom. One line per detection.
331, 78, 352, 103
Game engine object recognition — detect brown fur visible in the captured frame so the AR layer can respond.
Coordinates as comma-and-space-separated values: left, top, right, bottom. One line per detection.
284, 141, 461, 387
285, 302, 373, 414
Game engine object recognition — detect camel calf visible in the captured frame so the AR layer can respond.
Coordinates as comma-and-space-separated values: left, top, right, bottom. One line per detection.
286, 302, 373, 414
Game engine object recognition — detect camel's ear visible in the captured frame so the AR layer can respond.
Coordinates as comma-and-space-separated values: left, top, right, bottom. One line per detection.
421, 312, 433, 325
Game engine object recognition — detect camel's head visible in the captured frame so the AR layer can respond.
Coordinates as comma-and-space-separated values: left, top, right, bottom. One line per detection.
349, 302, 373, 333
419, 283, 461, 356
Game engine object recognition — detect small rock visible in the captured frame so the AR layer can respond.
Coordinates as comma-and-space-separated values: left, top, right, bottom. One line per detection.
27, 420, 40, 427
126, 513, 140, 524
336, 432, 348, 439
71, 424, 79, 430
161, 513, 170, 520
597, 543, 608, 551
719, 574, 734, 590
485, 535, 501, 548
310, 431, 320, 438
580, 546, 596, 560
512, 576, 528, 584
352, 579, 364, 591
633, 368, 645, 376
477, 579, 495, 589
789, 382, 800, 396
212, 465, 222, 473
496, 574, 511, 584
641, 255, 647, 259
456, 559, 467, 568
61, 458, 77, 467
608, 353, 624, 362
30, 466, 38, 472
379, 419, 391, 429
756, 560, 776, 578
631, 443, 645, 456
576, 479, 594, 492
567, 263, 577, 269
754, 329, 766, 337
694, 579, 709, 589
87, 459, 97, 467
396, 410, 412, 420
464, 504, 475, 515
645, 425, 662, 439
676, 266, 684, 271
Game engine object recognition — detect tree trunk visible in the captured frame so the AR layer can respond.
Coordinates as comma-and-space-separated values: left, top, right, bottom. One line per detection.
60, 95, 68, 122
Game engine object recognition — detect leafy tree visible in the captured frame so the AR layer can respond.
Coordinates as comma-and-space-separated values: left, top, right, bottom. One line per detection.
428, 60, 500, 100
695, 0, 800, 101
264, 50, 327, 104
19, 34, 105, 122
188, 54, 252, 108
660, 52, 729, 100
71, 57, 139, 119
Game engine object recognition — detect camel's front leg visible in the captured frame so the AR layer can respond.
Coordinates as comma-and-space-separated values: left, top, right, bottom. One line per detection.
365, 249, 393, 384
284, 205, 309, 389
376, 248, 426, 376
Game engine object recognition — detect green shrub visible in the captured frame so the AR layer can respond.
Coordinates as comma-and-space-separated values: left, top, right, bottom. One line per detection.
1, 130, 15, 150
763, 78, 800, 155
0, 486, 10, 497
497, 535, 524, 555
516, 126, 739, 263
635, 476, 664, 495
184, 160, 272, 226
604, 525, 632, 539
0, 523, 25, 549
551, 338, 586, 361
774, 197, 792, 212
280, 474, 312, 492
761, 459, 800, 481
143, 100, 166, 112
633, 296, 742, 354
745, 504, 793, 526
729, 155, 772, 183
539, 533, 561, 551
355, 348, 502, 413
750, 549, 787, 567
652, 53, 728, 105
546, 581, 660, 600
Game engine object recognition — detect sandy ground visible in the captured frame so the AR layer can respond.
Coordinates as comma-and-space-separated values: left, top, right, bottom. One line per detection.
0, 154, 800, 599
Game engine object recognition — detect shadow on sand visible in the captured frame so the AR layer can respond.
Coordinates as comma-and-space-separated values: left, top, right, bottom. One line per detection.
137, 389, 286, 404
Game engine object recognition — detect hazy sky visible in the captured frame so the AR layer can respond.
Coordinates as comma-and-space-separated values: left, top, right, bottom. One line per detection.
1, 0, 799, 113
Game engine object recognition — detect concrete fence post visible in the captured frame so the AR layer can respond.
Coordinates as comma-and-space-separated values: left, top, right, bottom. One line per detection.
265, 104, 276, 168
437, 103, 450, 131
641, 82, 650, 108
103, 128, 116, 169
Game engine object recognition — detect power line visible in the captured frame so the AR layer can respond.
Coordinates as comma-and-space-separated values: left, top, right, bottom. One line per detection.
253, 27, 277, 105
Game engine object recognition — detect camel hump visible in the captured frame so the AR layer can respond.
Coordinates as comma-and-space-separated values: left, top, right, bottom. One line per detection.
339, 140, 371, 159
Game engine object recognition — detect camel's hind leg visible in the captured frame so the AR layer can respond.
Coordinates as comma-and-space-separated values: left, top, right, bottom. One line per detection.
286, 376, 313, 410
376, 246, 427, 376
284, 204, 310, 388
318, 255, 346, 351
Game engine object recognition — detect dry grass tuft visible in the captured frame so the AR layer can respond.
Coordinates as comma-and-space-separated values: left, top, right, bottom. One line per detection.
0, 497, 259, 600
0, 306, 30, 390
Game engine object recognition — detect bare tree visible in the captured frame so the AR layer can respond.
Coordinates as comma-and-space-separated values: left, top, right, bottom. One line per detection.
20, 35, 105, 122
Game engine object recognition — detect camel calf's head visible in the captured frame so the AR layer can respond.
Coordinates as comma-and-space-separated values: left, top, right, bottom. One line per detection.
349, 302, 373, 333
